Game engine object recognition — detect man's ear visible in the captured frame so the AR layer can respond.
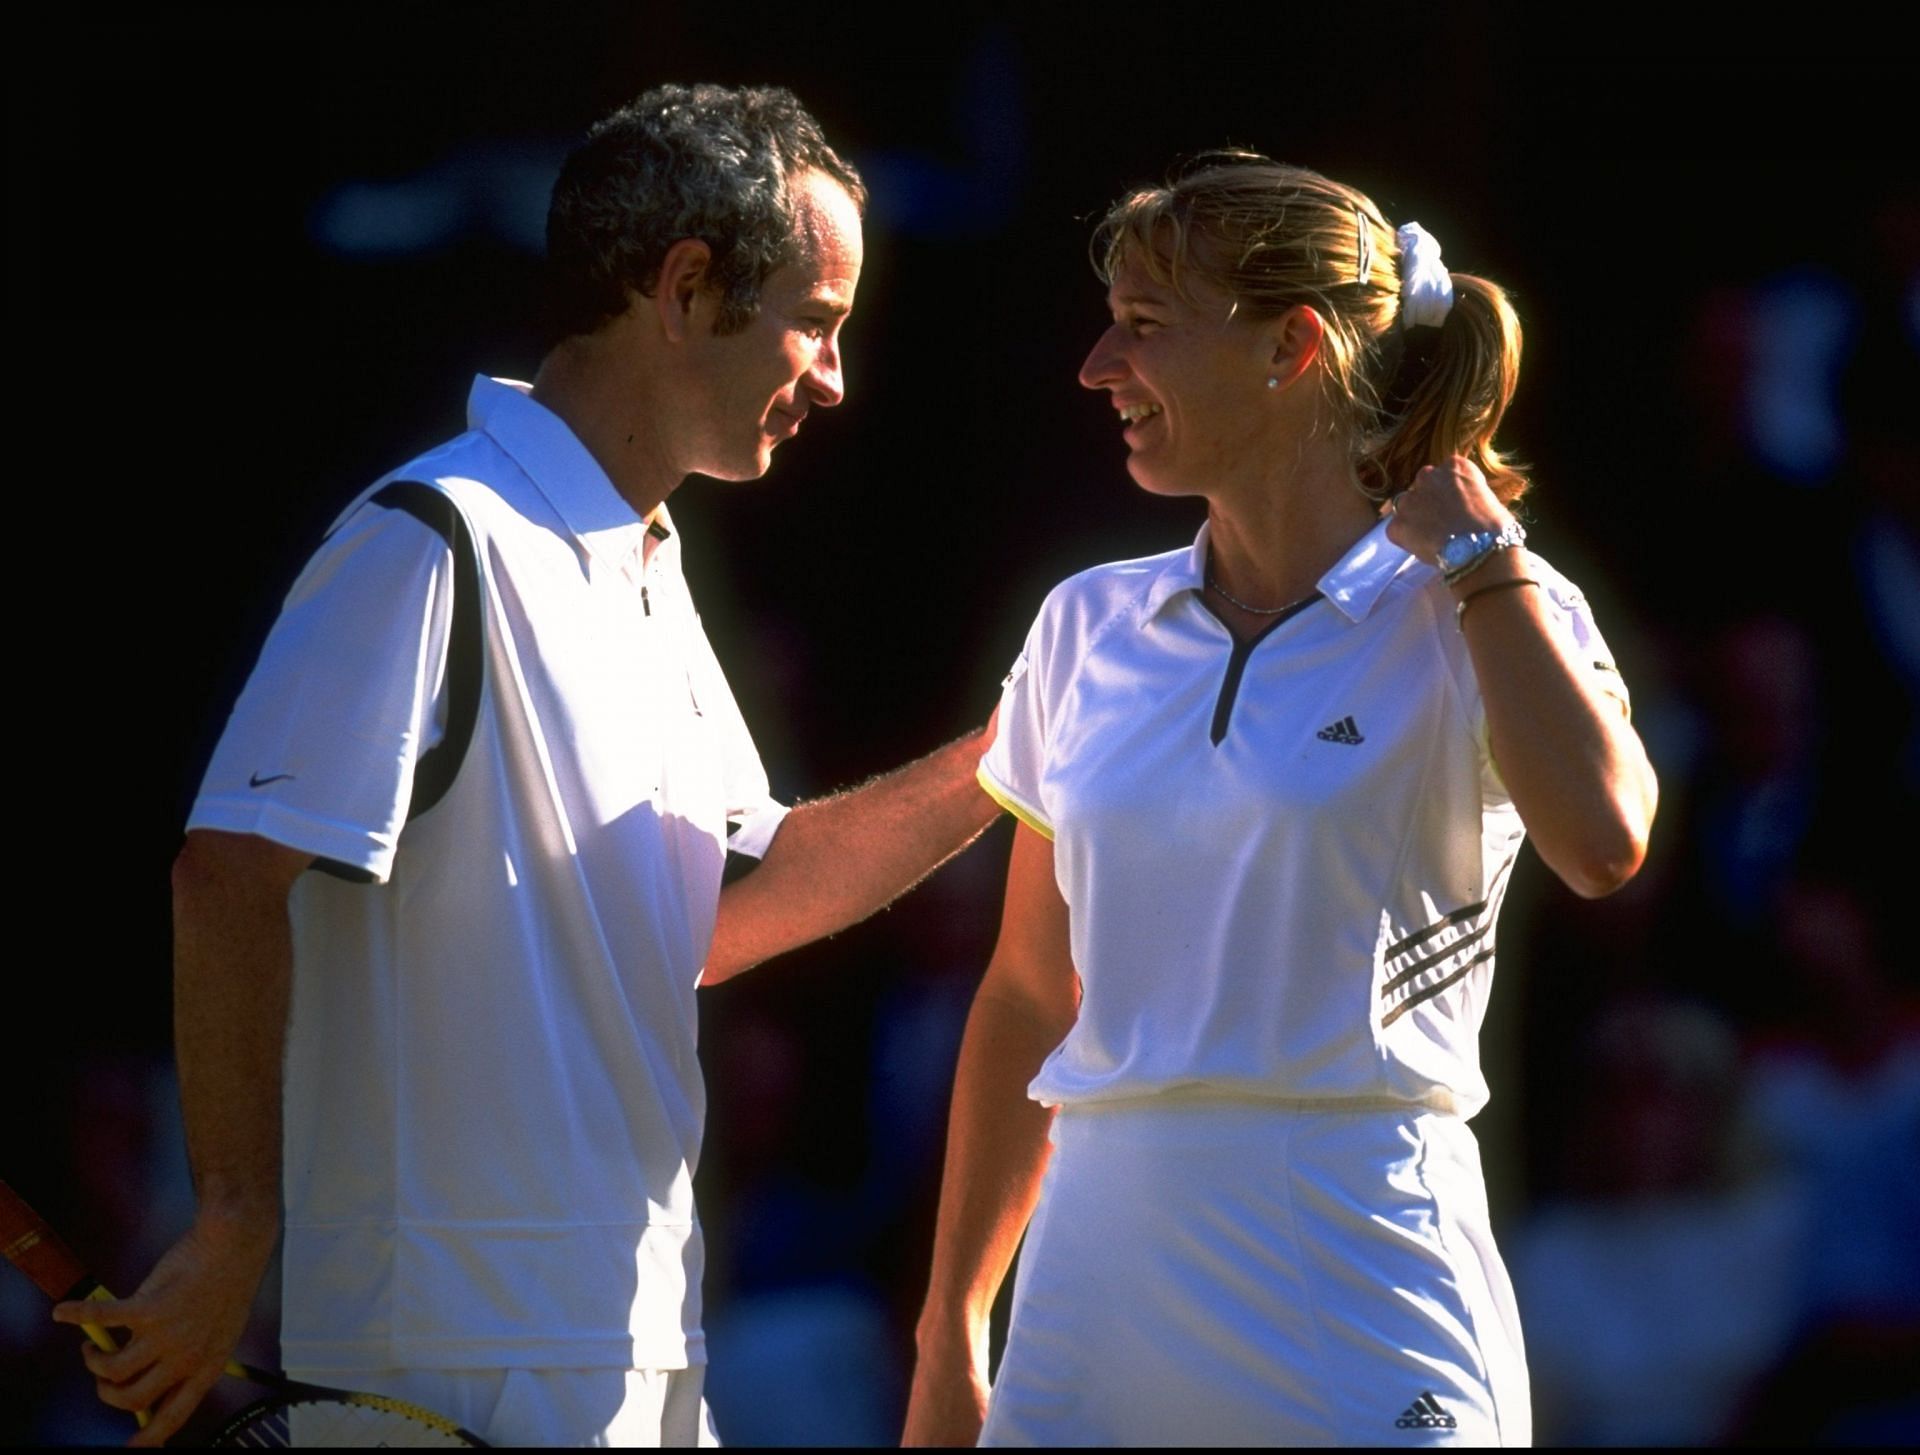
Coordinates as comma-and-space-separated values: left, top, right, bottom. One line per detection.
654, 238, 717, 343
1266, 305, 1326, 391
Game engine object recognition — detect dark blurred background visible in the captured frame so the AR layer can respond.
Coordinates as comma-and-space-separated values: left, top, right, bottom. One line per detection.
7, 3, 1917, 1445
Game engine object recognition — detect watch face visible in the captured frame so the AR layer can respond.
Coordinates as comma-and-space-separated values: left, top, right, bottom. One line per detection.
1439, 533, 1487, 572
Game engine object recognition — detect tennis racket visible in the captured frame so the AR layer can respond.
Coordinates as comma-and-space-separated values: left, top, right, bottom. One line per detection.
1, 1178, 487, 1447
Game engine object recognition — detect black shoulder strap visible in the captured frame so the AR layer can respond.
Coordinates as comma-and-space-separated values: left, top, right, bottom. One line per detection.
369, 480, 485, 823
309, 481, 483, 885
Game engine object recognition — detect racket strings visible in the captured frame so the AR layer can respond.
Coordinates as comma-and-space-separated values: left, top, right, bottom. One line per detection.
216, 1394, 480, 1447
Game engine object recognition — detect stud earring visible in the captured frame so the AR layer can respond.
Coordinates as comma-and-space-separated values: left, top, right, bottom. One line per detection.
1266, 376, 1279, 389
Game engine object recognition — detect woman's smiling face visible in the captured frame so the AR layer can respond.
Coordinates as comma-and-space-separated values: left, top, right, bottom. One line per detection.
1078, 249, 1280, 498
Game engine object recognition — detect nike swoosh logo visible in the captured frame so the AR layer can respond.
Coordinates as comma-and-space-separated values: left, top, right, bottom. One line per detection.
249, 772, 296, 788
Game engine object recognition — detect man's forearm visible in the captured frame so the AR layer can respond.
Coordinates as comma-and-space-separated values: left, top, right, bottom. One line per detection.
170, 834, 301, 1239
49, 835, 305, 1447
705, 728, 1001, 982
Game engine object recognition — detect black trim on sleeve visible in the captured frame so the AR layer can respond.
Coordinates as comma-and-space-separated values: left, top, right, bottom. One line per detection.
292, 482, 484, 890
311, 858, 378, 884
365, 481, 485, 825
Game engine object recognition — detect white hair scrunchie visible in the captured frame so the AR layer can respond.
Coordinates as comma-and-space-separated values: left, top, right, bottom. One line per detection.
1396, 221, 1454, 328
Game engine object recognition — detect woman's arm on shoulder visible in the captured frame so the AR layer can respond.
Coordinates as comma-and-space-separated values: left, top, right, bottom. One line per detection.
903, 822, 1080, 1447
1389, 457, 1658, 899
1453, 548, 1658, 896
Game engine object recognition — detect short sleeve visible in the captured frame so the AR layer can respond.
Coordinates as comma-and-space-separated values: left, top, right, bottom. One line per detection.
684, 614, 787, 860
187, 500, 454, 881
979, 604, 1054, 839
1537, 570, 1631, 719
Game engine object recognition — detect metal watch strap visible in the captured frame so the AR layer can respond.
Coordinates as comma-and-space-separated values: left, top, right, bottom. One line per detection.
1440, 519, 1527, 586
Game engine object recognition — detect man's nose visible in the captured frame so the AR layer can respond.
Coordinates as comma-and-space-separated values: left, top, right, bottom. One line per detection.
806, 337, 846, 407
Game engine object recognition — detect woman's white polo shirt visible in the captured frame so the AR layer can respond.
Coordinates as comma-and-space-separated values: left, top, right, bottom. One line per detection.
980, 518, 1626, 1117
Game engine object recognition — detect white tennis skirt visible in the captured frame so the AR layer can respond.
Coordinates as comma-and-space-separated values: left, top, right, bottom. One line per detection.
980, 1097, 1530, 1447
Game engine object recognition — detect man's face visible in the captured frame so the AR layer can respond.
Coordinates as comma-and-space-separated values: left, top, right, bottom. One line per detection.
685, 169, 863, 480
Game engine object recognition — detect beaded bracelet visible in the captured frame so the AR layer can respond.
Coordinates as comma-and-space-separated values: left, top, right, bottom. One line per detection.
1455, 576, 1539, 631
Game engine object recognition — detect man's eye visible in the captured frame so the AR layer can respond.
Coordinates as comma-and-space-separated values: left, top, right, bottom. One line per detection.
1126, 318, 1160, 336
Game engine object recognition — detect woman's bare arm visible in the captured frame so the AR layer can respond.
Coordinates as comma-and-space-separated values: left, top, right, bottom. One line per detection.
902, 823, 1080, 1447
1389, 457, 1657, 898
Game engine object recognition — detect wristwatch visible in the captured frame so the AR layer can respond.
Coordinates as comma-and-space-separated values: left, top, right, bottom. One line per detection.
1435, 519, 1527, 585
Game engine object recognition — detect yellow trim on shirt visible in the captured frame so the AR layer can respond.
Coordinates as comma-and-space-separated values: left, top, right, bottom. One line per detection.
977, 764, 1054, 840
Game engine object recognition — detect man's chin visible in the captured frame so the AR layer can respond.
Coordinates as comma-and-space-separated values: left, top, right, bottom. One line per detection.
693, 452, 775, 484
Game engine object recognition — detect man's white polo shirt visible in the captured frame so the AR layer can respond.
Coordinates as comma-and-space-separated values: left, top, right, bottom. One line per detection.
190, 376, 786, 1371
980, 519, 1626, 1118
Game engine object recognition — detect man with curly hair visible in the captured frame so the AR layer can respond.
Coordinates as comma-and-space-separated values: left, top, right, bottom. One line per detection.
55, 83, 1001, 1446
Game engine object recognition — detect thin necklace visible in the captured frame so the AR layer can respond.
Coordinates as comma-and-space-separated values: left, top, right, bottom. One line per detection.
1205, 551, 1316, 615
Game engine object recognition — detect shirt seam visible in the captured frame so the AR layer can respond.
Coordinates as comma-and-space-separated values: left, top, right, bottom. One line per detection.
978, 762, 1053, 839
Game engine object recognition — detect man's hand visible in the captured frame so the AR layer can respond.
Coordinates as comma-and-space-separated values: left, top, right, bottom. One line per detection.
59, 828, 306, 1445
52, 1208, 276, 1446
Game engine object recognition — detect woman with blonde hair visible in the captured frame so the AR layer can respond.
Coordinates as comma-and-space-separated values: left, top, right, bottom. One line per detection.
903, 152, 1658, 1447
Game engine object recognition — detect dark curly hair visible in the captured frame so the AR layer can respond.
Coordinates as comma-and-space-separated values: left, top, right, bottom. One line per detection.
545, 83, 866, 342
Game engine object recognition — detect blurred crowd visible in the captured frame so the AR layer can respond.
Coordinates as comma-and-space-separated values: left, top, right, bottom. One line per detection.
1497, 201, 1920, 1445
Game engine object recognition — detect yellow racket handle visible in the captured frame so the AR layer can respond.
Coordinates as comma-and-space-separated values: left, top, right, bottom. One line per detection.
79, 1287, 148, 1431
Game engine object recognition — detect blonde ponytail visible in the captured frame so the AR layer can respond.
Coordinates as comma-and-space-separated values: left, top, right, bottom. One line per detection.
1360, 273, 1528, 504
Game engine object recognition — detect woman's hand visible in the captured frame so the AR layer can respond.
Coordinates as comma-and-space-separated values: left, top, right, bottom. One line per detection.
903, 823, 1074, 1446
1381, 454, 1513, 566
902, 1335, 991, 1447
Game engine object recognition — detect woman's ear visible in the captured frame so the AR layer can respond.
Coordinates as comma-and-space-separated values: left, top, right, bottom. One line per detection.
1266, 304, 1326, 391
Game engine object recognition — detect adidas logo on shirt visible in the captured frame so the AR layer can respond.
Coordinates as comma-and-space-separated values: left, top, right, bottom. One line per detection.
1316, 715, 1364, 745
1395, 1391, 1458, 1430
